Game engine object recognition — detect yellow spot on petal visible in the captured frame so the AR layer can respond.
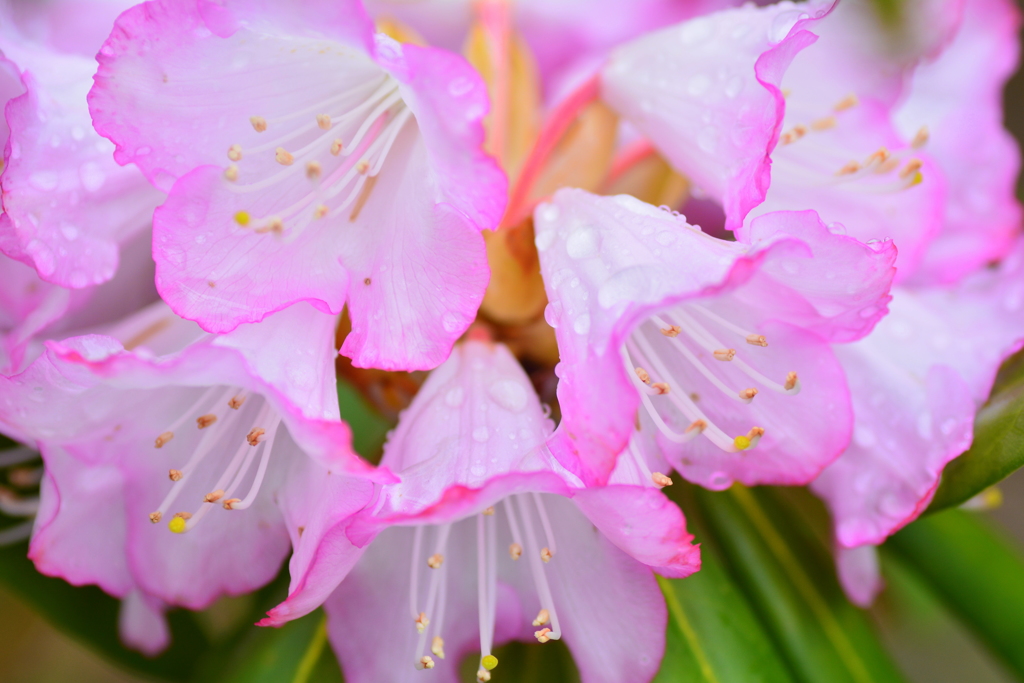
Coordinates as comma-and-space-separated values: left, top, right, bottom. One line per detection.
234, 211, 251, 226
482, 655, 498, 671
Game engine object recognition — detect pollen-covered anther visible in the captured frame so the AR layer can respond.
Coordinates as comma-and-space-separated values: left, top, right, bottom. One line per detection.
256, 217, 284, 235
911, 126, 929, 149
431, 636, 445, 659
834, 94, 859, 111
306, 161, 322, 180
781, 124, 808, 145
837, 161, 861, 176
811, 116, 837, 131
227, 144, 242, 161
250, 116, 267, 132
660, 325, 681, 337
685, 419, 707, 434
314, 204, 328, 219
476, 670, 491, 682
652, 472, 673, 488
745, 334, 768, 347
196, 414, 217, 429
540, 547, 553, 563
739, 387, 758, 400
316, 113, 331, 130
149, 511, 162, 524
533, 608, 550, 627
275, 147, 294, 165
168, 469, 182, 482
204, 489, 225, 503
899, 159, 923, 180
155, 431, 174, 448
713, 348, 736, 361
785, 371, 799, 391
509, 543, 523, 560
356, 159, 370, 175
228, 395, 245, 409
418, 656, 435, 670
748, 427, 765, 439
224, 165, 239, 182
414, 612, 429, 633
247, 427, 266, 446
427, 553, 444, 569
482, 506, 495, 516
651, 382, 670, 395
222, 498, 241, 510
330, 139, 343, 155
876, 157, 901, 174
635, 367, 651, 384
865, 147, 890, 167
535, 628, 553, 643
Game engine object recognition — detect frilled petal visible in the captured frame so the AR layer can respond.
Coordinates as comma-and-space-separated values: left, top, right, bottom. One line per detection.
895, 0, 1022, 284
3, 0, 136, 57
0, 40, 162, 288
91, 2, 503, 369
601, 2, 827, 229
834, 544, 882, 608
118, 590, 170, 656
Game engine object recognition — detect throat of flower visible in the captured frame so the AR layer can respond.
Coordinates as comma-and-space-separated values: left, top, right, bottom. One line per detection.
149, 387, 282, 533
624, 304, 800, 453
225, 74, 414, 238
406, 494, 564, 678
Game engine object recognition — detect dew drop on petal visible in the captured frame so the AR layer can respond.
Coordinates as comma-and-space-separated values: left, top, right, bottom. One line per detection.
445, 387, 464, 407
573, 313, 591, 335
565, 225, 600, 259
473, 426, 490, 443
28, 171, 58, 191
544, 302, 561, 328
441, 311, 461, 333
488, 380, 528, 413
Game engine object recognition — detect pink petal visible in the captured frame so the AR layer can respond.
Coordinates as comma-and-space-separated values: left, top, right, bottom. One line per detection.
119, 590, 170, 656
601, 2, 827, 230
896, 0, 1022, 284
834, 544, 882, 608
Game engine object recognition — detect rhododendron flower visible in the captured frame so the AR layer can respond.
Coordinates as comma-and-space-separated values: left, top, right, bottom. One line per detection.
599, 0, 952, 279
535, 189, 896, 487
0, 301, 384, 652
0, 14, 163, 290
261, 339, 700, 683
89, 0, 507, 370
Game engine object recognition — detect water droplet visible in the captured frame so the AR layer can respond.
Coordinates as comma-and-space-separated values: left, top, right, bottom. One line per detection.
441, 311, 461, 333
535, 228, 556, 252
60, 224, 79, 240
537, 204, 560, 225
79, 162, 105, 192
473, 426, 490, 443
708, 472, 731, 489
544, 301, 562, 328
28, 171, 58, 191
679, 18, 713, 44
445, 387, 464, 407
724, 76, 744, 98
448, 77, 473, 97
655, 231, 676, 246
565, 225, 600, 259
697, 127, 717, 153
687, 74, 712, 97
573, 313, 591, 335
488, 380, 528, 413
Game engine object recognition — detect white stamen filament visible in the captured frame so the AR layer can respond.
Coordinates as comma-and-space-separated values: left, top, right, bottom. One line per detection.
409, 526, 425, 620
531, 493, 557, 558
514, 495, 562, 641
413, 524, 452, 667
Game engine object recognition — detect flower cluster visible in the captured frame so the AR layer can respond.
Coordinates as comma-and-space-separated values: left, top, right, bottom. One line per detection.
0, 0, 1021, 680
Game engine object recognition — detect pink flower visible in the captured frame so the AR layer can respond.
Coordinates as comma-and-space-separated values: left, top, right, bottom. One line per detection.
0, 301, 385, 651
89, 0, 507, 370
261, 339, 699, 683
535, 189, 896, 487
0, 15, 164, 290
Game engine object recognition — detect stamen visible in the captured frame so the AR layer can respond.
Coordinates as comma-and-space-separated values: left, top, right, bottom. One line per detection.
204, 489, 224, 503
356, 159, 369, 174
431, 636, 445, 659
911, 126, 928, 148
222, 498, 241, 509
535, 628, 553, 643
247, 427, 266, 446
514, 495, 562, 640
482, 506, 495, 516
533, 609, 550, 626
635, 367, 651, 383
652, 472, 673, 487
228, 394, 246, 409
864, 147, 890, 168
427, 553, 444, 569
149, 511, 162, 523
713, 348, 736, 361
168, 469, 182, 481
255, 217, 284, 235
417, 655, 434, 669
785, 372, 798, 391
414, 612, 429, 633
739, 388, 758, 400
196, 414, 217, 429
275, 147, 294, 165
509, 543, 523, 560
834, 94, 859, 111
540, 547, 553, 562
155, 432, 174, 448
660, 325, 681, 337
811, 116, 837, 130
409, 526, 425, 619
224, 165, 239, 182
250, 116, 267, 132
314, 204, 328, 218
651, 382, 670, 394
168, 511, 191, 534
746, 335, 768, 347
331, 139, 343, 155
686, 420, 707, 434
837, 161, 860, 176
227, 144, 242, 161
532, 493, 557, 558
316, 113, 332, 130
503, 498, 525, 560
899, 159, 923, 179
306, 161, 322, 180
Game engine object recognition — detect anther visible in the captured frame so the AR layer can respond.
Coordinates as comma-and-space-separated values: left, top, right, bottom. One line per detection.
876, 157, 901, 174
275, 147, 294, 165
483, 506, 495, 515
234, 211, 251, 227
899, 159, 923, 179
222, 498, 241, 510
314, 204, 328, 219
250, 116, 267, 132
660, 325, 681, 337
149, 511, 162, 524
204, 489, 225, 503
418, 656, 435, 670
224, 165, 239, 182
837, 161, 861, 176
316, 113, 331, 130
533, 609, 550, 626
196, 414, 217, 429
745, 334, 768, 347
865, 148, 890, 167
811, 116, 837, 131
780, 125, 807, 145
247, 427, 266, 446
535, 628, 553, 643
427, 553, 444, 569
713, 348, 736, 361
834, 94, 859, 111
168, 469, 182, 482
356, 159, 370, 175
685, 419, 707, 434
509, 543, 523, 560
414, 612, 429, 633
255, 217, 285, 235
739, 387, 758, 400
748, 427, 765, 439
228, 395, 245, 409
540, 547, 553, 563
785, 371, 798, 391
911, 126, 929, 149
330, 139, 343, 155
155, 431, 174, 448
227, 144, 242, 161
477, 670, 491, 682
306, 161, 322, 180
431, 636, 445, 659
652, 472, 673, 488
635, 367, 651, 384
651, 382, 670, 395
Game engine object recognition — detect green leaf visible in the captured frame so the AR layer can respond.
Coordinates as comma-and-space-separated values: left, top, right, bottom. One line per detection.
693, 485, 906, 683
887, 508, 1024, 678
928, 350, 1024, 512
337, 378, 392, 461
0, 540, 209, 682
210, 611, 340, 683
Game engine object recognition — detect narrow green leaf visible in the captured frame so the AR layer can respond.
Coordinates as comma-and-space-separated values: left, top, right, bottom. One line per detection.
694, 485, 905, 683
337, 378, 392, 461
928, 350, 1024, 512
887, 508, 1024, 678
0, 540, 209, 682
